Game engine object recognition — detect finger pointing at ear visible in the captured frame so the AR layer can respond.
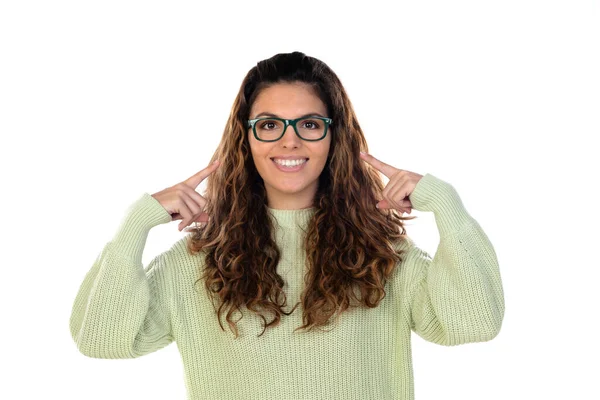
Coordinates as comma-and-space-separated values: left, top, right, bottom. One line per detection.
359, 151, 400, 179
359, 151, 424, 213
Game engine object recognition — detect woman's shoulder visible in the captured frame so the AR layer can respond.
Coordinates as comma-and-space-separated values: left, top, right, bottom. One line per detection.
392, 235, 415, 254
389, 235, 428, 289
162, 234, 207, 277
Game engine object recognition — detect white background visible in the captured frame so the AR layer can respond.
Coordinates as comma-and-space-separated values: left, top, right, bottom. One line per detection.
1, 0, 598, 399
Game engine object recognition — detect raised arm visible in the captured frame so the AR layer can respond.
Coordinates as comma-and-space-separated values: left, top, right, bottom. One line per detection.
397, 173, 505, 346
69, 193, 176, 358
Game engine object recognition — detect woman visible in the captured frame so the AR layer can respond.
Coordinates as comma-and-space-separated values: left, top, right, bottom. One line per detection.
69, 51, 505, 400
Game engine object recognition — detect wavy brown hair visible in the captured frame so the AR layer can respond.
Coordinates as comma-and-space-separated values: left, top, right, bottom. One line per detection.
185, 51, 417, 338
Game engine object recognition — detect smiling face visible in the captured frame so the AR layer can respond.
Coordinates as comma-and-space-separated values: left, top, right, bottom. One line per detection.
248, 81, 332, 210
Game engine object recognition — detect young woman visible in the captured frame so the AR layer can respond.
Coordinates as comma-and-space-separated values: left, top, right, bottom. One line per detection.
70, 51, 505, 400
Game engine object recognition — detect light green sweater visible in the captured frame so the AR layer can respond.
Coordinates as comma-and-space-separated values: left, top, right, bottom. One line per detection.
69, 173, 504, 400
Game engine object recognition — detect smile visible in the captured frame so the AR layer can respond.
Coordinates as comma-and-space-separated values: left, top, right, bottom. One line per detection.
271, 158, 309, 172
272, 158, 308, 166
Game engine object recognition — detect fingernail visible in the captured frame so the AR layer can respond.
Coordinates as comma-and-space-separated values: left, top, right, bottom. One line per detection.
213, 160, 219, 165
360, 151, 366, 156
375, 203, 379, 209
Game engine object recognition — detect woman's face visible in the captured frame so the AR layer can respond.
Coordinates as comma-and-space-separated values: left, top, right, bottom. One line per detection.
248, 82, 332, 210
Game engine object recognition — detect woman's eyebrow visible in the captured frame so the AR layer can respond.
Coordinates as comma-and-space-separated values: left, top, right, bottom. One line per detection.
254, 112, 326, 119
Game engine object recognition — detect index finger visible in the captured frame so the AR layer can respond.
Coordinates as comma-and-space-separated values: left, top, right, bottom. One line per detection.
359, 152, 397, 178
184, 160, 220, 189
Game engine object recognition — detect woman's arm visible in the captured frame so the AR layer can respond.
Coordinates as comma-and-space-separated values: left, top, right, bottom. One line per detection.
398, 174, 505, 346
69, 193, 176, 358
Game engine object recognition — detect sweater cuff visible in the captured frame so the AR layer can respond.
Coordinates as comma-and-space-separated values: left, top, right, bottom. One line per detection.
409, 173, 474, 237
110, 193, 173, 262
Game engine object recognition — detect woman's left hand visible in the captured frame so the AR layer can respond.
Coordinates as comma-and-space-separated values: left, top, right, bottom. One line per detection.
360, 151, 424, 214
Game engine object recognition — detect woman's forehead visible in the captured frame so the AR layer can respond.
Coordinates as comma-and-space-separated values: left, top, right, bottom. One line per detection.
251, 84, 326, 117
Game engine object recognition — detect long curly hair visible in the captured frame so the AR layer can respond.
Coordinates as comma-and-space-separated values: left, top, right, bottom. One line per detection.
185, 51, 417, 338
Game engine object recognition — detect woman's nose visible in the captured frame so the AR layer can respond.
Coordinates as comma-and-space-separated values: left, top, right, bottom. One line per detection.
279, 124, 301, 147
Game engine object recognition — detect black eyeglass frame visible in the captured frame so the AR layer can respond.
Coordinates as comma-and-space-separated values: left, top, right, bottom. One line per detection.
246, 116, 333, 142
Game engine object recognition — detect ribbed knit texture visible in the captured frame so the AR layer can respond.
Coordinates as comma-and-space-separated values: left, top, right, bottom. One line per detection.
69, 173, 505, 400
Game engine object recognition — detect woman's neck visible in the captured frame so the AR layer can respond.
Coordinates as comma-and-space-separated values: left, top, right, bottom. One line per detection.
265, 187, 317, 210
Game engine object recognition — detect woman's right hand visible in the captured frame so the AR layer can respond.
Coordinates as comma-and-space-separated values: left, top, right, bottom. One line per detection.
151, 160, 220, 231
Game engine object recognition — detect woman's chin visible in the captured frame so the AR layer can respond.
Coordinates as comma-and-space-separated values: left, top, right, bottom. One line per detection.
265, 181, 310, 196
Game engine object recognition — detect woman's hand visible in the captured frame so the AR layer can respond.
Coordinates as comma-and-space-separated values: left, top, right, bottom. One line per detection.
151, 160, 220, 231
360, 152, 423, 214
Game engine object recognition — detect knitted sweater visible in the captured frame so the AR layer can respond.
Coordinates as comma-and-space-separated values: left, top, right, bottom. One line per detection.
69, 173, 505, 400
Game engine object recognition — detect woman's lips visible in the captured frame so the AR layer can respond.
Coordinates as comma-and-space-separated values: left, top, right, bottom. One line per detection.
271, 158, 308, 172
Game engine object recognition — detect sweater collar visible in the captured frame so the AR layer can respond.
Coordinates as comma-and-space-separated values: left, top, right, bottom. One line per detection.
266, 206, 316, 230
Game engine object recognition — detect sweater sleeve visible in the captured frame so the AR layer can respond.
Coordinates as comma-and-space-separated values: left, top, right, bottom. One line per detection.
398, 173, 505, 346
69, 193, 176, 358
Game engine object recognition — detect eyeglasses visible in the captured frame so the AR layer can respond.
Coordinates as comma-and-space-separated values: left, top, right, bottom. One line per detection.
247, 116, 333, 142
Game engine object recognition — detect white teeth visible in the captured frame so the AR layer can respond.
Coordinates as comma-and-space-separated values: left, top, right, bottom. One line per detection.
273, 158, 307, 167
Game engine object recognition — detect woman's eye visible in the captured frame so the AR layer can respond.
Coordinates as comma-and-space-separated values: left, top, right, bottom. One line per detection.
302, 120, 320, 129
260, 121, 278, 129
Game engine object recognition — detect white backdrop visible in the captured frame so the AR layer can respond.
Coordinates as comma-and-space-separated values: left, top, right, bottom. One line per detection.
1, 0, 598, 399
